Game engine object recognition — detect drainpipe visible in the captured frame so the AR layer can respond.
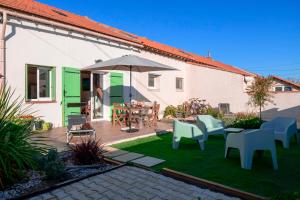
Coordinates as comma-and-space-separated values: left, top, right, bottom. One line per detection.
0, 11, 7, 86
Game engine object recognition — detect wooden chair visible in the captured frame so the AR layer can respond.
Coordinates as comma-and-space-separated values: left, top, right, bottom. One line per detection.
112, 103, 127, 126
144, 103, 160, 127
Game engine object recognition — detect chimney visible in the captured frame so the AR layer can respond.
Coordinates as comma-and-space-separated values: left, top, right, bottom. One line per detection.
207, 50, 212, 59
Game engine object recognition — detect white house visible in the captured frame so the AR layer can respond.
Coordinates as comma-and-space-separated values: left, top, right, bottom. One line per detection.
0, 0, 256, 127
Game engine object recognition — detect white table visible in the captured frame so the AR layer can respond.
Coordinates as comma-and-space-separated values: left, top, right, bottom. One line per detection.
224, 128, 244, 138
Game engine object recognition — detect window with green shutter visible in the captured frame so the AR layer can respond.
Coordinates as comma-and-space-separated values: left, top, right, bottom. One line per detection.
25, 64, 56, 101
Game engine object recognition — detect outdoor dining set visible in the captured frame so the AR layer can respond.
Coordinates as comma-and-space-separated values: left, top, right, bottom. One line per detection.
112, 101, 160, 130
65, 101, 160, 144
173, 115, 299, 170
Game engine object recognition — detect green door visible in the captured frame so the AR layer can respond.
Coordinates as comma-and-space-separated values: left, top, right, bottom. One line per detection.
62, 67, 81, 126
110, 72, 124, 117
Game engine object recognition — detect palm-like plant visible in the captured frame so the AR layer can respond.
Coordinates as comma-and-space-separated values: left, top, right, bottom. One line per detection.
246, 76, 275, 119
0, 83, 47, 189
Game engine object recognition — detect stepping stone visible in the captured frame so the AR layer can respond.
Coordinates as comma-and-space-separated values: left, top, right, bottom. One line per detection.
131, 156, 165, 167
103, 150, 129, 158
103, 146, 119, 152
113, 152, 144, 162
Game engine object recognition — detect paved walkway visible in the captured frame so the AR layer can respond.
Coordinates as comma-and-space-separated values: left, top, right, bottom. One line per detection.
29, 166, 239, 200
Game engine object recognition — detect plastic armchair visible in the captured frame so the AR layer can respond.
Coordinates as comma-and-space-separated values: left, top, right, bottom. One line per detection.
172, 120, 205, 150
196, 115, 225, 139
225, 128, 278, 170
260, 117, 299, 148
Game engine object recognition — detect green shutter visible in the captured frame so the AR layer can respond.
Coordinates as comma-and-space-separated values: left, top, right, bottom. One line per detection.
51, 67, 56, 101
110, 72, 124, 118
25, 65, 28, 101
62, 67, 81, 126
110, 72, 123, 97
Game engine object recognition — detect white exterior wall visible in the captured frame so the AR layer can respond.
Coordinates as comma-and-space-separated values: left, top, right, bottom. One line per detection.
131, 50, 188, 116
4, 16, 257, 127
262, 93, 300, 124
5, 18, 134, 127
185, 64, 253, 113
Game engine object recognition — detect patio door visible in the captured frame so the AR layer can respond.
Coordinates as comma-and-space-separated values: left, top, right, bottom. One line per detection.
62, 67, 81, 126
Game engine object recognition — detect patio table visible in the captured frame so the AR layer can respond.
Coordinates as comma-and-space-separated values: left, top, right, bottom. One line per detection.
224, 128, 244, 138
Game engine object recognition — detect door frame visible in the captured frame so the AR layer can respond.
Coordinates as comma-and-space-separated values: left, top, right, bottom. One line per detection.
90, 72, 106, 122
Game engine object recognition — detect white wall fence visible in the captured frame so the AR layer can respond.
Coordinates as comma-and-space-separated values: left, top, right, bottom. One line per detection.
262, 92, 300, 126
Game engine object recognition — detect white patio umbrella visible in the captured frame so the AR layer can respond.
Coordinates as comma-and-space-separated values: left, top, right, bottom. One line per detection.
83, 55, 177, 132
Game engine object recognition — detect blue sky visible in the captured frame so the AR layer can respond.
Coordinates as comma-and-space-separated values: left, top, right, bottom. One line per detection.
39, 0, 300, 78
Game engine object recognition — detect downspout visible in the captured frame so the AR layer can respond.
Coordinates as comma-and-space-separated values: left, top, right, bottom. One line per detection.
0, 11, 7, 86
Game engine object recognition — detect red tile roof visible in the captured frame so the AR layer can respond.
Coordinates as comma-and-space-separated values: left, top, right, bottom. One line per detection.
0, 0, 253, 76
139, 37, 253, 76
0, 0, 141, 44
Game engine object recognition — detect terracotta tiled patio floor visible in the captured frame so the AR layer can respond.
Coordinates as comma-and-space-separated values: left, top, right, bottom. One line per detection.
35, 121, 172, 151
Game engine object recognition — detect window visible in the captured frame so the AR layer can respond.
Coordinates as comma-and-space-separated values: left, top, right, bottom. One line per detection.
284, 86, 292, 91
274, 86, 293, 92
275, 86, 283, 92
26, 65, 56, 101
176, 77, 183, 91
148, 74, 160, 89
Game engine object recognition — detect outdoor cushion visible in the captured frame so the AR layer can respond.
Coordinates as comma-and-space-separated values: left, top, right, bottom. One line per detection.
260, 117, 299, 148
196, 115, 225, 139
225, 128, 278, 170
172, 119, 205, 150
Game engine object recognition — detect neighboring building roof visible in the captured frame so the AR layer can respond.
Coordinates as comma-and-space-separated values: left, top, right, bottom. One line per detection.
0, 0, 253, 76
271, 75, 300, 90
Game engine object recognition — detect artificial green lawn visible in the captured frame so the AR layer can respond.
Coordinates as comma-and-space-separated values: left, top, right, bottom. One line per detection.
113, 133, 300, 197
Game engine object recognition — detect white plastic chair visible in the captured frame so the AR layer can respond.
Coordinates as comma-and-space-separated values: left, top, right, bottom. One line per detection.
172, 120, 206, 151
196, 115, 225, 140
225, 128, 278, 170
260, 117, 299, 148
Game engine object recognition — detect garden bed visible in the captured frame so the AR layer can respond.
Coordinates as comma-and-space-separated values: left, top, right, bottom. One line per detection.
0, 151, 123, 200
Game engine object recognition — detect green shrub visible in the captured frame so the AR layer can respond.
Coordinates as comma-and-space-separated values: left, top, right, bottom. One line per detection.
231, 112, 263, 129
35, 149, 65, 180
201, 107, 224, 120
163, 105, 177, 117
222, 116, 236, 127
0, 84, 47, 189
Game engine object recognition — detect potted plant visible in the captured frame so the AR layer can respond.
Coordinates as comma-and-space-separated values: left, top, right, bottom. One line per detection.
42, 122, 53, 131
34, 118, 44, 131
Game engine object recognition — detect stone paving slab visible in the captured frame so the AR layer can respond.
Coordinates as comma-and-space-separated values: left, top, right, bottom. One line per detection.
29, 166, 240, 200
131, 156, 165, 167
113, 152, 144, 162
103, 149, 129, 158
102, 146, 119, 152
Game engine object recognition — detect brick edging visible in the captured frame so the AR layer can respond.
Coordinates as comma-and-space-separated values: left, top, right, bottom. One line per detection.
162, 168, 266, 200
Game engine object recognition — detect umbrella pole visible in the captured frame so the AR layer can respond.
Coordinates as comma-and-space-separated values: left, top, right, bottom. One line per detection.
129, 66, 132, 132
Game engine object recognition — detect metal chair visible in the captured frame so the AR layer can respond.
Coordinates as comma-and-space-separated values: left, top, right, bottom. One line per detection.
66, 115, 96, 144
